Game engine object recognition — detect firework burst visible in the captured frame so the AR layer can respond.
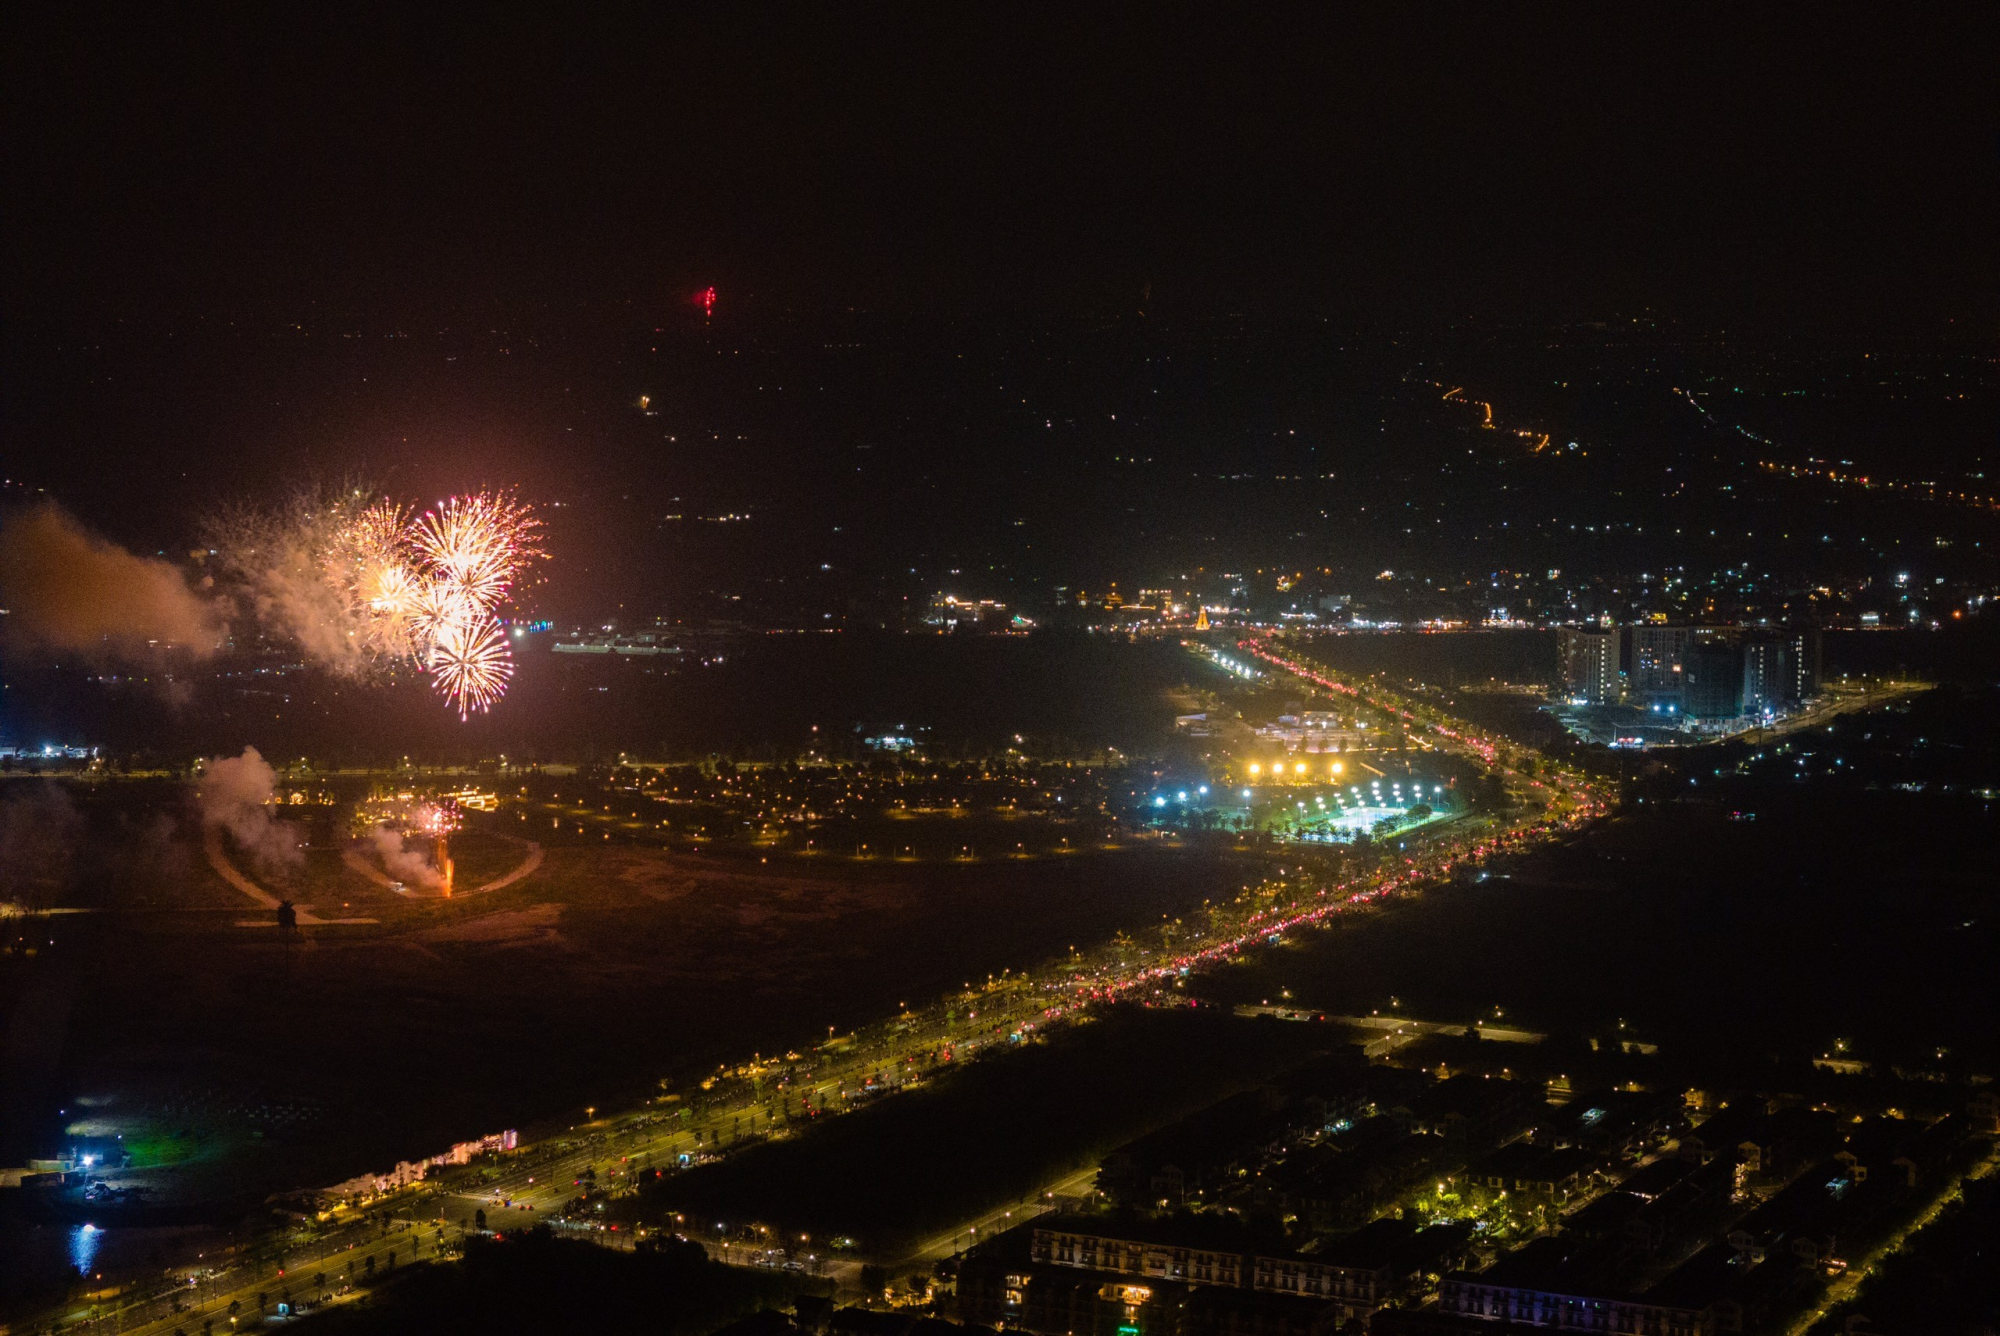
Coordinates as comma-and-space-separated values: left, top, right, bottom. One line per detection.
409, 800, 463, 839
427, 614, 514, 718
214, 486, 542, 719
411, 493, 541, 608
399, 492, 540, 716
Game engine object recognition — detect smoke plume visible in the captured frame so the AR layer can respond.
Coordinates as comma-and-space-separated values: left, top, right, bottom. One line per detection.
0, 503, 222, 659
197, 746, 301, 871
205, 492, 380, 679
368, 827, 442, 888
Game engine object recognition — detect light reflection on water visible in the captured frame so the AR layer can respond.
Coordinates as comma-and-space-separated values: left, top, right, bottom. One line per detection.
70, 1222, 102, 1276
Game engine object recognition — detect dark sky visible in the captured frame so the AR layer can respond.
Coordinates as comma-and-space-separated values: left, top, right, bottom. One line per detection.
6, 8, 1993, 330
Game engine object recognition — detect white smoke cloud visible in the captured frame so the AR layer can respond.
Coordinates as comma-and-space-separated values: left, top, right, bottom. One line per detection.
0, 503, 223, 659
197, 746, 302, 872
368, 827, 441, 888
204, 491, 385, 680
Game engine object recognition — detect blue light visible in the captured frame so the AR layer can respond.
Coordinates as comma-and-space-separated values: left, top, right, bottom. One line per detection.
1154, 796, 1167, 807
70, 1224, 100, 1276
1197, 785, 1208, 795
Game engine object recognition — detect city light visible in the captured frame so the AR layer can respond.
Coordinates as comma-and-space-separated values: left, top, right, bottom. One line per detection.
9, 36, 1977, 1332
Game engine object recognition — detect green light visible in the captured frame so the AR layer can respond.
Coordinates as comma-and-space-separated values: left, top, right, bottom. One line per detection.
1119, 1327, 1141, 1336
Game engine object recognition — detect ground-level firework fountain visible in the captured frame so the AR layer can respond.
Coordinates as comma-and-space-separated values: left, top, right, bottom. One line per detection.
411, 801, 460, 895
352, 790, 464, 895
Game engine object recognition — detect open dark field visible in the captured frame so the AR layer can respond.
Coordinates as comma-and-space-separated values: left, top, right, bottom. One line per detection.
3, 798, 1256, 1213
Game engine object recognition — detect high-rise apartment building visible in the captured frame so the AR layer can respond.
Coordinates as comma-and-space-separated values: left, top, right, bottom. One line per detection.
1683, 641, 1744, 719
1556, 627, 1622, 703
1628, 625, 1693, 703
1741, 630, 1825, 714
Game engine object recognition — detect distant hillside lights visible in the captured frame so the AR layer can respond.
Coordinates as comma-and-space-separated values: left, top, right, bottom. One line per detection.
926, 593, 1008, 628
0, 743, 97, 761
552, 627, 678, 655
1058, 584, 1212, 628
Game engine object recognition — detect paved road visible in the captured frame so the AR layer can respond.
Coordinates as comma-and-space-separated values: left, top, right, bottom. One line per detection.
1733, 680, 1927, 746
51, 1215, 441, 1335
896, 1164, 1099, 1269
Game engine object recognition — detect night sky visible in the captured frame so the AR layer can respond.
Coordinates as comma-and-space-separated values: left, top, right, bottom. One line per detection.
1, 9, 1994, 613
6, 9, 1992, 330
